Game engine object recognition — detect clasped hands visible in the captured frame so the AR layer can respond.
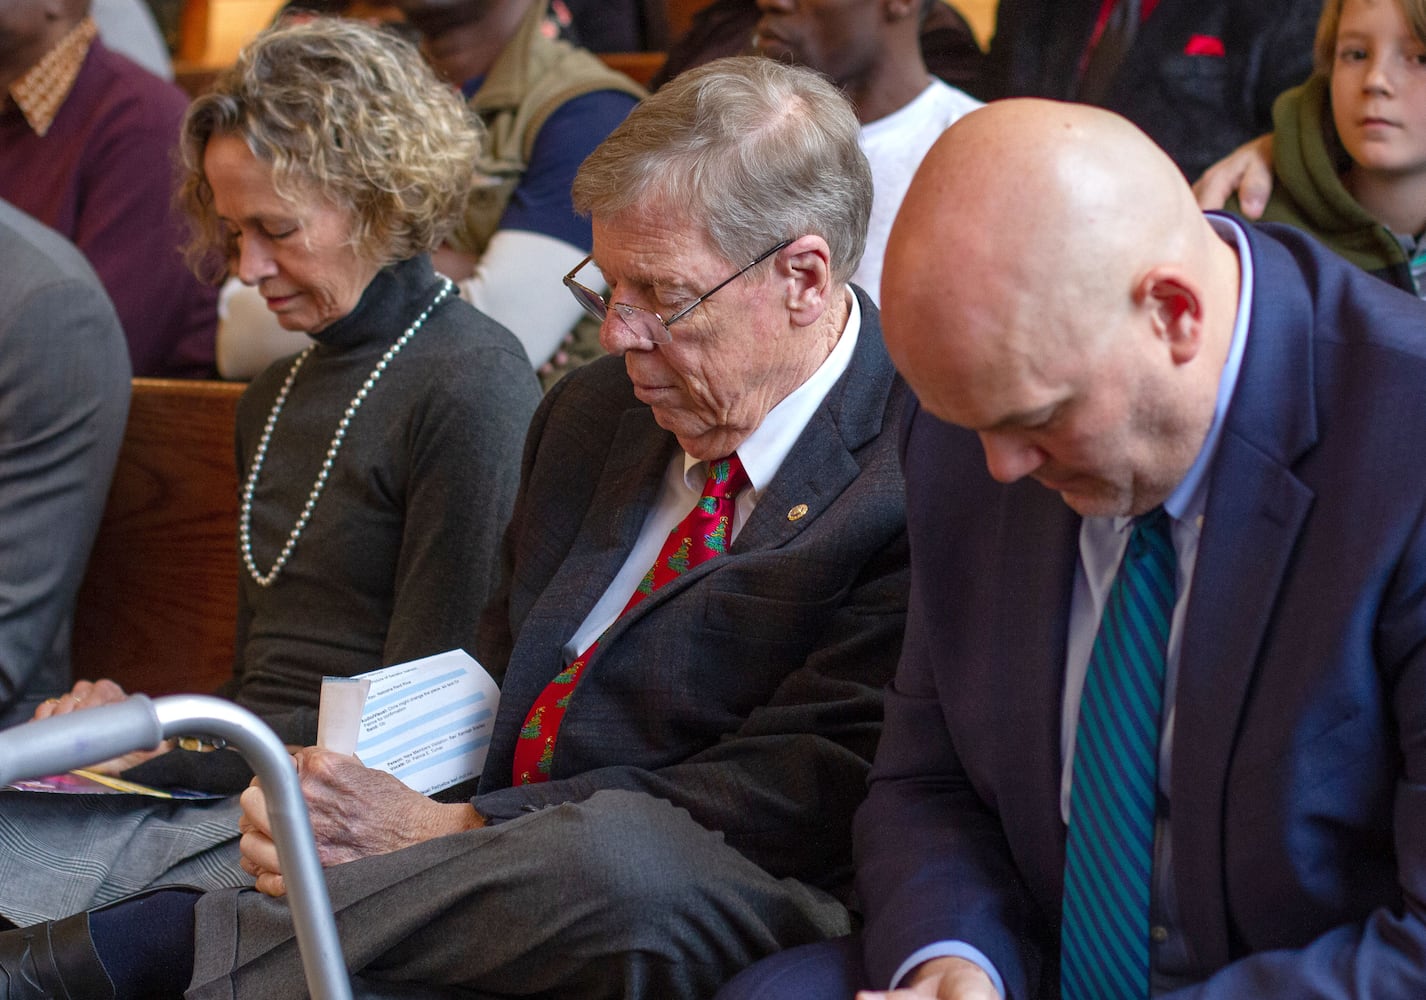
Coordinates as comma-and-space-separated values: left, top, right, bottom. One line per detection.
237, 746, 485, 897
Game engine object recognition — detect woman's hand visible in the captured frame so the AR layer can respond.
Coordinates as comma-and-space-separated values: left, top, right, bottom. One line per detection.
32, 679, 173, 774
33, 678, 130, 719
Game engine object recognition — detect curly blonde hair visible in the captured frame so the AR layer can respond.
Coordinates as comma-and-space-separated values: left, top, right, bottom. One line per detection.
179, 18, 483, 280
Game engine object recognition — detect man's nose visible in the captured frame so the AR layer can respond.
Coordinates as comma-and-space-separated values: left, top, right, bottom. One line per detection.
978, 431, 1044, 483
598, 309, 654, 356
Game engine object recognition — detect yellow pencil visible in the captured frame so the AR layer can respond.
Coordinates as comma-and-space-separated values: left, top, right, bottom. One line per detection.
70, 769, 173, 798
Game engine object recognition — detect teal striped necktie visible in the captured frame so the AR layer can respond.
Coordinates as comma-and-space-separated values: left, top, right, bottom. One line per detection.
1061, 507, 1177, 999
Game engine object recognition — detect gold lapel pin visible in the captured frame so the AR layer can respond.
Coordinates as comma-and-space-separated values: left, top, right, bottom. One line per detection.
787, 503, 809, 522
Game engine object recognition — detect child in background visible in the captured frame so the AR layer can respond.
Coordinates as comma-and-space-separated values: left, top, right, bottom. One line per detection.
1232, 0, 1426, 296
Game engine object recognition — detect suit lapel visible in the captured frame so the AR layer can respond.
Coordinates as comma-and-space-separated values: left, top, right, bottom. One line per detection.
518, 404, 675, 661
997, 484, 1082, 902
1170, 223, 1318, 969
732, 405, 861, 552
738, 286, 896, 549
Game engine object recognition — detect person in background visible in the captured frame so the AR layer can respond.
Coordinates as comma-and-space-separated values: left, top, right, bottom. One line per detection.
752, 0, 982, 300
0, 199, 129, 733
1212, 0, 1426, 296
275, 0, 412, 38
0, 18, 538, 932
0, 54, 908, 1000
0, 0, 217, 376
917, 0, 986, 93
553, 0, 667, 51
91, 0, 172, 79
215, 0, 644, 388
977, 0, 1320, 182
652, 0, 984, 98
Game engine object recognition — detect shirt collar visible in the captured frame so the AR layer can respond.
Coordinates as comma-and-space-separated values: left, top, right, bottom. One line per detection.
8, 17, 97, 137
680, 287, 862, 494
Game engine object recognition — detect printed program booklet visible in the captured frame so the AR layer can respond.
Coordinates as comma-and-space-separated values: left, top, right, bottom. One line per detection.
3, 650, 499, 799
318, 648, 501, 796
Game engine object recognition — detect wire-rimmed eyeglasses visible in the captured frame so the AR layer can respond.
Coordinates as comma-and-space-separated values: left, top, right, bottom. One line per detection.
562, 238, 793, 345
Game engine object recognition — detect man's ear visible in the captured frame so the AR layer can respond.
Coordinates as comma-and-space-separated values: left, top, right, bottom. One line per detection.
777, 235, 836, 328
1135, 266, 1204, 365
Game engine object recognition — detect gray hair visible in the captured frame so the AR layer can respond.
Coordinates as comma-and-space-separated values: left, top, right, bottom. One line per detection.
572, 55, 872, 284
179, 18, 483, 279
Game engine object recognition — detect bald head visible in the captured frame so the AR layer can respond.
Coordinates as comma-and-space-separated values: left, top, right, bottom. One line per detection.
903, 98, 1200, 247
882, 99, 1242, 516
884, 99, 1219, 368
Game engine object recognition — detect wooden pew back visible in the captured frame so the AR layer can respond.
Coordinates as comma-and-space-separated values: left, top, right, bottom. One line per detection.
598, 51, 665, 88
71, 378, 244, 697
175, 50, 666, 99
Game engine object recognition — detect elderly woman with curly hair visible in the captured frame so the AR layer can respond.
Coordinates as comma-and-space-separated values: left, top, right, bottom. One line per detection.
0, 18, 540, 932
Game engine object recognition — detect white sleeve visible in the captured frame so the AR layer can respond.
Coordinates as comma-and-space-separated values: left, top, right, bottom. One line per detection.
215, 278, 314, 380
91, 0, 173, 80
454, 229, 594, 369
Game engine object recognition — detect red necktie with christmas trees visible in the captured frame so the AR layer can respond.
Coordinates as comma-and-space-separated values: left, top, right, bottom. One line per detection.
512, 454, 749, 785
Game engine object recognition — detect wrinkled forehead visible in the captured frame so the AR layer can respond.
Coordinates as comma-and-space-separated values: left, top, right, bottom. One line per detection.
590, 208, 725, 285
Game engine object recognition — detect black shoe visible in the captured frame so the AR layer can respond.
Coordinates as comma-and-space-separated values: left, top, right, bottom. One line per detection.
0, 913, 115, 1000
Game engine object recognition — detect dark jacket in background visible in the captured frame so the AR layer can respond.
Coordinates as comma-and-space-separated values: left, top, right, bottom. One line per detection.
979, 0, 1318, 182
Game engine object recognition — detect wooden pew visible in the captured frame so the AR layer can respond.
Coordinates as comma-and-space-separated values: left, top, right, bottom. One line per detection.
175, 51, 667, 100
599, 51, 666, 88
70, 378, 244, 698
172, 60, 221, 99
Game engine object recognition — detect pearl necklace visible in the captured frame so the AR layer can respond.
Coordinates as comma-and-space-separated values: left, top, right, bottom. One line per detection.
239, 277, 454, 587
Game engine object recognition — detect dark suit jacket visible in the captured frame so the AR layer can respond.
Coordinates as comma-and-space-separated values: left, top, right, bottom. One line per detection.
981, 0, 1318, 181
857, 223, 1426, 997
475, 287, 910, 895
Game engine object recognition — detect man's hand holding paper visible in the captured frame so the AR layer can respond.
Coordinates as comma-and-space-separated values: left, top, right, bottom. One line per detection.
237, 648, 498, 897
237, 748, 485, 897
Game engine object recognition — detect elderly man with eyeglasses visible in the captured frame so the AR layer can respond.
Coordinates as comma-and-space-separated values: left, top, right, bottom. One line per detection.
0, 54, 912, 1000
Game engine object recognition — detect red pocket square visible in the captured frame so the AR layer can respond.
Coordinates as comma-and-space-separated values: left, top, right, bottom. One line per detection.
1184, 34, 1226, 57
